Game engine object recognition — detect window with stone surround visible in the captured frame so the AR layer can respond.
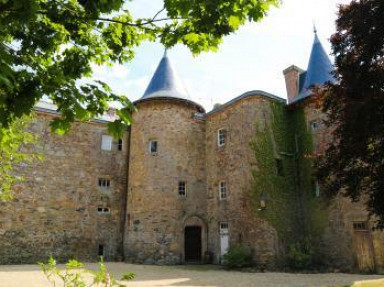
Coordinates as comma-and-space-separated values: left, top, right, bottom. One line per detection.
149, 140, 158, 154
117, 138, 123, 151
178, 181, 187, 197
101, 135, 113, 151
219, 181, 227, 200
97, 207, 110, 214
218, 129, 227, 147
98, 178, 110, 189
353, 221, 369, 231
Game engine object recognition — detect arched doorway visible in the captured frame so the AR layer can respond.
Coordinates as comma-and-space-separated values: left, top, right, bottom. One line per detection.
184, 216, 207, 264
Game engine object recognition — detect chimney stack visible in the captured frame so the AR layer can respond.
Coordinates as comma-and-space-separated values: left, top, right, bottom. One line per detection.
283, 65, 303, 103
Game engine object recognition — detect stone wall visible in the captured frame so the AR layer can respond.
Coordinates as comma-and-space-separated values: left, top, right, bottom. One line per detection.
0, 111, 128, 264
302, 100, 384, 273
205, 94, 281, 266
124, 99, 207, 264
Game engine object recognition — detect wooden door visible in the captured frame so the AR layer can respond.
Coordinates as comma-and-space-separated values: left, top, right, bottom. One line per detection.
353, 223, 375, 272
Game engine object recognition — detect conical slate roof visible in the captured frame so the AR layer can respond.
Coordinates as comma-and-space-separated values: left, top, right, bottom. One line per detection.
294, 30, 335, 102
141, 51, 190, 100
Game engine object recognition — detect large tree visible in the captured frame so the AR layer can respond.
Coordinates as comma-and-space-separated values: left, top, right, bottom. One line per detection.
0, 0, 279, 136
316, 0, 384, 224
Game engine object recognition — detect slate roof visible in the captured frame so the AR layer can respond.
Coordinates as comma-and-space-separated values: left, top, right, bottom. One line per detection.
136, 51, 205, 112
141, 51, 190, 100
292, 31, 335, 103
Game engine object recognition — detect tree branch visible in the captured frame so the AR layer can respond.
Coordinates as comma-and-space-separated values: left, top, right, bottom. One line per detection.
151, 7, 166, 22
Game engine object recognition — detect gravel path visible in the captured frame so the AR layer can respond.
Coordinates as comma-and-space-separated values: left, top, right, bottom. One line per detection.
0, 263, 383, 287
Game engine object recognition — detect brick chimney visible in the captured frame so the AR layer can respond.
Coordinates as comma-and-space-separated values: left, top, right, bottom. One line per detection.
283, 65, 304, 103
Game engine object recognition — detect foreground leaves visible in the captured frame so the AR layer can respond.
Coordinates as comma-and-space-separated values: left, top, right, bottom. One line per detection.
39, 256, 135, 287
0, 0, 280, 136
0, 115, 41, 201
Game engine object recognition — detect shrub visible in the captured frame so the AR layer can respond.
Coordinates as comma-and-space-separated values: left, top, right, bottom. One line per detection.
223, 245, 253, 268
286, 237, 314, 270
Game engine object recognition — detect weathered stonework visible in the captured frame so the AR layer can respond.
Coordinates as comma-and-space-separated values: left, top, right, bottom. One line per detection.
300, 99, 384, 273
0, 112, 128, 264
1, 38, 384, 275
205, 95, 281, 265
124, 99, 207, 264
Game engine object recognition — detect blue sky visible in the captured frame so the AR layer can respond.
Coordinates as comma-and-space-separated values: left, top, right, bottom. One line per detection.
92, 0, 350, 112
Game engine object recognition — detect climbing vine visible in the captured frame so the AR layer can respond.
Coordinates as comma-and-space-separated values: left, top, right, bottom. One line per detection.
250, 101, 297, 245
250, 101, 329, 268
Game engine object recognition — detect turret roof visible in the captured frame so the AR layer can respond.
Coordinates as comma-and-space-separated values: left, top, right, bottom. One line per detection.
293, 30, 335, 103
141, 51, 190, 100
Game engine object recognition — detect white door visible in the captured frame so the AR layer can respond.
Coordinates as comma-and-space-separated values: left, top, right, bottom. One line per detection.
220, 222, 229, 262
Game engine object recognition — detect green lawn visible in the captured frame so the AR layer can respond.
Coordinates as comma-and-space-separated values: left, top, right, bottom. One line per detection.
345, 279, 384, 287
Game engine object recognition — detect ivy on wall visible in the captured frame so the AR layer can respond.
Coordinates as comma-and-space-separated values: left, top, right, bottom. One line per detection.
250, 101, 329, 267
250, 101, 298, 245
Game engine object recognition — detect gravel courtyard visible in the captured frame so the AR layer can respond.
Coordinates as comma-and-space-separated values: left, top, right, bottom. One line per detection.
0, 263, 383, 287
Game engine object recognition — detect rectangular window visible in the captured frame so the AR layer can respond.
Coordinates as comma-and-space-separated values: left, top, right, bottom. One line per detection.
310, 121, 319, 131
218, 129, 227, 147
97, 207, 111, 214
101, 135, 113, 151
219, 181, 227, 200
149, 140, 158, 154
98, 178, 110, 189
117, 139, 123, 151
353, 221, 369, 231
178, 181, 187, 197
219, 222, 229, 234
314, 181, 320, 197
275, 159, 284, 176
98, 245, 104, 257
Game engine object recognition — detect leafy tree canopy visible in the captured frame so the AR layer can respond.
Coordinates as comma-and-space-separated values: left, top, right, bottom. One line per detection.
0, 115, 41, 201
316, 0, 384, 224
0, 0, 279, 136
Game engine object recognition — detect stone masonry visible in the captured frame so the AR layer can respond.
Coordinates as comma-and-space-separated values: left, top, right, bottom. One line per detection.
0, 111, 128, 264
1, 31, 384, 274
124, 99, 207, 264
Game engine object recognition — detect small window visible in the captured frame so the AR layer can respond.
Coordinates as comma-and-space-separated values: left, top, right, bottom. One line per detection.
219, 181, 227, 200
178, 181, 187, 197
127, 213, 131, 227
275, 159, 284, 176
117, 139, 123, 151
97, 207, 110, 214
218, 129, 227, 147
219, 222, 229, 233
98, 178, 110, 189
101, 135, 113, 151
149, 140, 158, 154
353, 221, 369, 231
314, 181, 320, 197
98, 244, 104, 257
310, 121, 319, 131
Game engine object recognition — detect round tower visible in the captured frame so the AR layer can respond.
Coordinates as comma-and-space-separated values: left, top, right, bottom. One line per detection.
124, 52, 207, 264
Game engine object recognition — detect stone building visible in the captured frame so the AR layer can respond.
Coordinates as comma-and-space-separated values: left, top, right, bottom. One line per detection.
1, 31, 383, 272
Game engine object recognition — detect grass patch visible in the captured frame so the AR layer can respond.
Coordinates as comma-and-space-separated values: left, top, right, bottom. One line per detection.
339, 279, 384, 287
